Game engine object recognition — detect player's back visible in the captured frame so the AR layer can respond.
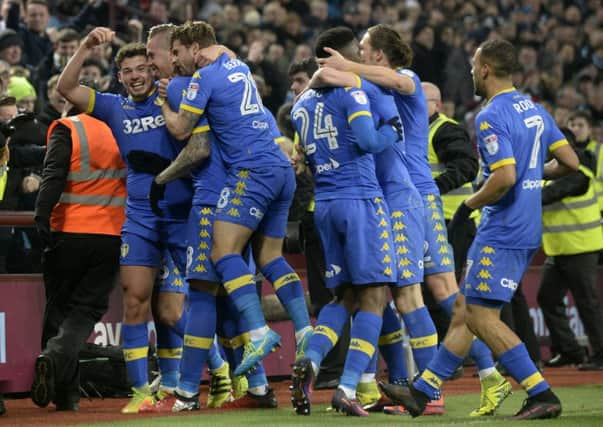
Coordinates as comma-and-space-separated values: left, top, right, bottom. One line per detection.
360, 78, 422, 207
391, 69, 439, 196
291, 87, 381, 201
183, 54, 289, 170
167, 76, 225, 207
476, 89, 565, 248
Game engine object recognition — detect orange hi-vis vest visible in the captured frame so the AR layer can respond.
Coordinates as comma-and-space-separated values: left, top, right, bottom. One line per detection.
48, 114, 127, 236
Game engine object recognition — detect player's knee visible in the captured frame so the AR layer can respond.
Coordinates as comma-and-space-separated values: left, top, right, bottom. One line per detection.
358, 285, 387, 315
426, 273, 458, 301
464, 304, 488, 336
123, 294, 150, 322
393, 284, 423, 314
154, 300, 183, 327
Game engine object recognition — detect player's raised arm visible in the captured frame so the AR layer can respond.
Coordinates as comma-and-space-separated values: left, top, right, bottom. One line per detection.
308, 67, 359, 89
318, 45, 415, 95
58, 27, 115, 112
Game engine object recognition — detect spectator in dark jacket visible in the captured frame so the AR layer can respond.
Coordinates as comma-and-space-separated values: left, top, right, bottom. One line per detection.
6, 0, 52, 69
0, 28, 23, 66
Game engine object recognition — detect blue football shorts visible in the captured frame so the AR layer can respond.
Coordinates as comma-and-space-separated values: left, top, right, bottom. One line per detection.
215, 166, 295, 238
385, 191, 425, 287
314, 197, 397, 289
422, 193, 455, 276
185, 204, 220, 283
120, 212, 187, 273
462, 241, 537, 306
155, 248, 188, 294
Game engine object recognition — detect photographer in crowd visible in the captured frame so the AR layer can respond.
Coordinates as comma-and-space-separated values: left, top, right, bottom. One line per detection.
0, 95, 46, 272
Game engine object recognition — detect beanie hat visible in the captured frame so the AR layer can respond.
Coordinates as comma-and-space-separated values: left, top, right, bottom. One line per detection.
6, 76, 36, 102
0, 29, 22, 52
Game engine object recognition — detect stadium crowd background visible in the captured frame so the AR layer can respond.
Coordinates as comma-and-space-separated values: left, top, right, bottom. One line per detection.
1, 1, 603, 245
0, 0, 601, 304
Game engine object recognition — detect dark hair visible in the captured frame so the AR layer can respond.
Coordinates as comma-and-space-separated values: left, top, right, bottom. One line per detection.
115, 43, 147, 69
288, 57, 317, 78
559, 127, 576, 146
171, 21, 216, 49
479, 39, 519, 78
568, 109, 593, 126
314, 26, 355, 58
55, 28, 80, 44
276, 103, 294, 139
367, 24, 413, 68
27, 0, 48, 9
82, 57, 106, 74
0, 95, 16, 107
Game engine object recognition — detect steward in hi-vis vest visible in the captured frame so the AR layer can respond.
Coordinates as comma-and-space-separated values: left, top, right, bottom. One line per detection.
33, 104, 126, 411
427, 112, 478, 219
537, 129, 603, 372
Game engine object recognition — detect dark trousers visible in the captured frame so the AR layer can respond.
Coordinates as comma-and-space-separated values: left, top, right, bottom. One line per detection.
500, 282, 541, 363
537, 252, 603, 360
301, 211, 349, 382
42, 232, 120, 403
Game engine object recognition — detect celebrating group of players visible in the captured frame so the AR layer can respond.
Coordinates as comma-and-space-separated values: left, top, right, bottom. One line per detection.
52, 17, 579, 420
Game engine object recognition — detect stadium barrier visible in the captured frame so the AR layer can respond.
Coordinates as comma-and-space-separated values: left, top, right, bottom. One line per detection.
0, 211, 601, 393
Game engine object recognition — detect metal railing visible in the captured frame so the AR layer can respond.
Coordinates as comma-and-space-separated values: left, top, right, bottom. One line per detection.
0, 210, 34, 227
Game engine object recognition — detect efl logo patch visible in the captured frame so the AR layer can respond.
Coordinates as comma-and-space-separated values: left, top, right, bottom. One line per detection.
186, 82, 199, 100
350, 90, 368, 105
483, 134, 499, 155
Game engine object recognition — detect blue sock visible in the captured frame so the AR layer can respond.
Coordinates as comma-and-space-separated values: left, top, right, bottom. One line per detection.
215, 254, 266, 331
364, 350, 378, 378
379, 304, 408, 383
498, 343, 549, 397
216, 295, 239, 367
122, 323, 149, 388
305, 302, 348, 369
246, 362, 268, 389
402, 306, 438, 372
155, 310, 187, 390
340, 311, 382, 391
207, 339, 226, 371
414, 345, 463, 400
261, 257, 310, 333
438, 293, 456, 318
439, 292, 495, 371
178, 289, 216, 395
471, 338, 495, 371
172, 309, 188, 336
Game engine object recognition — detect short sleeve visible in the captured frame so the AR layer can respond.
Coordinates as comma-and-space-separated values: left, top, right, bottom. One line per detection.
342, 89, 372, 125
475, 110, 515, 171
360, 79, 399, 124
89, 90, 121, 124
180, 69, 211, 115
166, 77, 190, 112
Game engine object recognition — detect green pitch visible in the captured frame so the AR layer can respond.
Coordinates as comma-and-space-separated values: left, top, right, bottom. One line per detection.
80, 385, 603, 426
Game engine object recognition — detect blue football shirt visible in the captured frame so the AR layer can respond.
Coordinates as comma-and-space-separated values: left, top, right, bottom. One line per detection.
88, 86, 192, 216
291, 87, 382, 201
179, 53, 289, 169
391, 68, 439, 196
167, 76, 225, 207
474, 88, 567, 248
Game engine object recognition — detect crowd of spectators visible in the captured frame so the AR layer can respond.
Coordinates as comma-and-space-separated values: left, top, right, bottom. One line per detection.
0, 0, 602, 273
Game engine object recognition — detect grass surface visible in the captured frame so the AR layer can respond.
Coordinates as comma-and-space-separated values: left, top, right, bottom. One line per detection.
79, 384, 603, 426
